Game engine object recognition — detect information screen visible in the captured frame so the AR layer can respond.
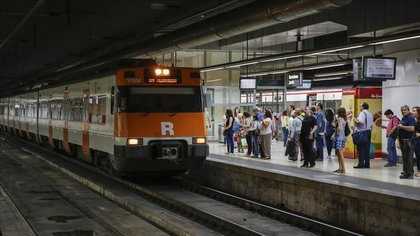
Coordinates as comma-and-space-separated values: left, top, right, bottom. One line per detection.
240, 78, 256, 89
287, 72, 303, 87
362, 57, 396, 80
296, 79, 312, 90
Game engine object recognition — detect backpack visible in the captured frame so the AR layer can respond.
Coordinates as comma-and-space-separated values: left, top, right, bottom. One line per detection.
232, 120, 239, 133
344, 121, 351, 137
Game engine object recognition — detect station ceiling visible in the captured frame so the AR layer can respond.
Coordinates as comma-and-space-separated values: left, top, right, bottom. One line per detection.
1, 0, 420, 96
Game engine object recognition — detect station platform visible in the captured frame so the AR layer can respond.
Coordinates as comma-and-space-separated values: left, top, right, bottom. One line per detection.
208, 140, 420, 189
185, 141, 420, 235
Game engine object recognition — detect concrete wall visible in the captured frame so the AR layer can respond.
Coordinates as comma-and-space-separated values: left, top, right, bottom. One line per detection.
187, 161, 420, 235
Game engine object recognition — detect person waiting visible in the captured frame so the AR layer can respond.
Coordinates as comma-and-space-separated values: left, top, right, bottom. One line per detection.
300, 108, 317, 168
353, 102, 374, 169
398, 105, 416, 179
382, 109, 399, 167
332, 107, 347, 174
412, 107, 420, 177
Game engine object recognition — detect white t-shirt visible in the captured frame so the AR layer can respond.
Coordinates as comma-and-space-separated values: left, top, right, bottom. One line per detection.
259, 118, 273, 135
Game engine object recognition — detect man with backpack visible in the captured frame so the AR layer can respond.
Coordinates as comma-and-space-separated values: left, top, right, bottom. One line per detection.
382, 109, 399, 167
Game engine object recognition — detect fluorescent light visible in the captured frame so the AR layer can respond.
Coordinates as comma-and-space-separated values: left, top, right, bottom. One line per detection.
269, 70, 289, 75
314, 71, 352, 77
313, 77, 343, 81
226, 62, 258, 68
308, 45, 364, 55
201, 67, 224, 72
247, 72, 269, 76
369, 35, 420, 45
206, 79, 222, 83
305, 63, 346, 70
260, 54, 302, 63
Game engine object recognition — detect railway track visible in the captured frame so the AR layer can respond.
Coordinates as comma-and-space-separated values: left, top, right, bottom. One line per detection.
0, 132, 362, 235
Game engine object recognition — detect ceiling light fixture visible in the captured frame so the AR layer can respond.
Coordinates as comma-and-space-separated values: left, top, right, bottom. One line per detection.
260, 54, 303, 63
201, 67, 224, 72
314, 71, 352, 77
369, 34, 420, 45
304, 63, 346, 70
226, 62, 258, 68
308, 45, 364, 56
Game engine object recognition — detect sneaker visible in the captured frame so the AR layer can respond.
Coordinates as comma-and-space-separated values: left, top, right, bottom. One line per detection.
315, 158, 323, 162
415, 172, 420, 177
327, 156, 331, 160
244, 154, 250, 157
353, 165, 364, 169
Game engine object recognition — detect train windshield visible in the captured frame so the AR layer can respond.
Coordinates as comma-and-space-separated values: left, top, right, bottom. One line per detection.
120, 87, 202, 113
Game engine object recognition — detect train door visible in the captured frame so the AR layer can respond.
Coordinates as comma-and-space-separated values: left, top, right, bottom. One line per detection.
307, 94, 317, 107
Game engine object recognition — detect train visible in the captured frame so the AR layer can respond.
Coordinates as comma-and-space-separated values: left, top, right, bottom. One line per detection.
241, 88, 343, 111
0, 59, 209, 176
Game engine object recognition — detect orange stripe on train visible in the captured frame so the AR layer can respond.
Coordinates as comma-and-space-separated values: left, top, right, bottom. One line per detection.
115, 113, 206, 137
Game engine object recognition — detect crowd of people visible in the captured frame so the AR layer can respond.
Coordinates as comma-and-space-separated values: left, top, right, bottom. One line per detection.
222, 103, 420, 179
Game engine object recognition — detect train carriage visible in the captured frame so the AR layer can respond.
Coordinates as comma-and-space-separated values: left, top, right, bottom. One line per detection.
0, 59, 209, 176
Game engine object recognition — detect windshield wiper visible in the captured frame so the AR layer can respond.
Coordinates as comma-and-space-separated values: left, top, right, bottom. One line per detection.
169, 112, 177, 117
141, 112, 149, 117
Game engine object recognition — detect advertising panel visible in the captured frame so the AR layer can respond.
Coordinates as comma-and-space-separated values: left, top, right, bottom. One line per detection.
342, 88, 382, 159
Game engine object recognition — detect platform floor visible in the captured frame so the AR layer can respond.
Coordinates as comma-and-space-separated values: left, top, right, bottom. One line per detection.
208, 140, 420, 189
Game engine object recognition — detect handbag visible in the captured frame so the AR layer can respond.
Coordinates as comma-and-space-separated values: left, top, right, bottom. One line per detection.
352, 111, 367, 145
344, 122, 351, 137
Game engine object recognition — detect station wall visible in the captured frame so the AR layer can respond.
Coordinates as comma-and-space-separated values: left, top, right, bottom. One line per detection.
382, 39, 420, 156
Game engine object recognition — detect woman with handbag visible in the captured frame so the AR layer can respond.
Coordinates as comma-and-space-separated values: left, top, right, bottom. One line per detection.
332, 107, 347, 173
382, 109, 399, 167
224, 109, 235, 155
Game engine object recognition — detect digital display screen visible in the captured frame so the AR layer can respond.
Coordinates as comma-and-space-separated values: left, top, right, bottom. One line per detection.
146, 78, 179, 84
362, 57, 396, 80
240, 78, 256, 89
295, 79, 312, 90
287, 72, 303, 87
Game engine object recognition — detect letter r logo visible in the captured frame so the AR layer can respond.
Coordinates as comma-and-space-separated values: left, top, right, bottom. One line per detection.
161, 122, 174, 136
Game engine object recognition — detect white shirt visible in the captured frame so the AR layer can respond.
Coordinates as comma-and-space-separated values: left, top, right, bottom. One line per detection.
354, 109, 373, 132
259, 118, 273, 135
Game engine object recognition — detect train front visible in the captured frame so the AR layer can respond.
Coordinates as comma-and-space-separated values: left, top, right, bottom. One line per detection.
112, 63, 209, 175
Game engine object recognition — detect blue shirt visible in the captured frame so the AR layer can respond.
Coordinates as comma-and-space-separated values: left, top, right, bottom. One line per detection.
399, 114, 416, 140
316, 110, 325, 134
257, 112, 263, 121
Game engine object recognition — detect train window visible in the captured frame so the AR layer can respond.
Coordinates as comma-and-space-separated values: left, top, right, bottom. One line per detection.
124, 87, 202, 113
88, 95, 106, 124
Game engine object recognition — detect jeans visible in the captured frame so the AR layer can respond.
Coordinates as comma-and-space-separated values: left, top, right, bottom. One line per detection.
252, 135, 260, 157
282, 127, 288, 147
387, 136, 397, 165
414, 138, 420, 171
226, 129, 234, 153
316, 134, 324, 160
400, 139, 414, 176
246, 134, 253, 155
325, 134, 333, 156
356, 130, 371, 167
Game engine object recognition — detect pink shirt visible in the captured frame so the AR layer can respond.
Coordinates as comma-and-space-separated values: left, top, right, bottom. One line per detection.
387, 116, 399, 134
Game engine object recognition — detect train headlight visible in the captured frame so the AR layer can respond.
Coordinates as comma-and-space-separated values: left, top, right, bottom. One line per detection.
162, 69, 170, 76
193, 137, 206, 144
155, 68, 162, 76
127, 138, 143, 146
